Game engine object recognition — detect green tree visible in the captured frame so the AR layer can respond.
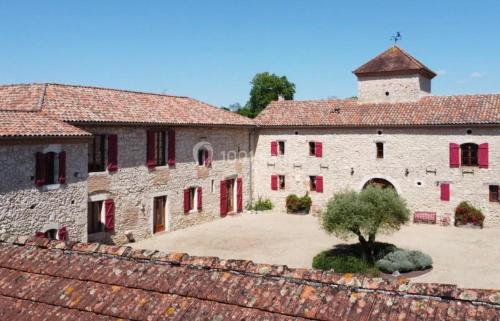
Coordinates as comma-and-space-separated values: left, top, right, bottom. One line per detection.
248, 72, 295, 116
320, 186, 410, 264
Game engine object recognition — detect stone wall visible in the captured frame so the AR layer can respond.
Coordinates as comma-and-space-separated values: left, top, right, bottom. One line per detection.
0, 143, 88, 240
357, 74, 431, 103
82, 126, 252, 244
253, 126, 500, 227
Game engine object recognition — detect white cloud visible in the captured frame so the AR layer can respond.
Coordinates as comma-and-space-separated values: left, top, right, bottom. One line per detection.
437, 69, 447, 76
470, 72, 484, 78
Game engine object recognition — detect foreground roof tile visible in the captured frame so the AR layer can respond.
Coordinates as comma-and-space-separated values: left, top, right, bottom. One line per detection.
0, 235, 498, 320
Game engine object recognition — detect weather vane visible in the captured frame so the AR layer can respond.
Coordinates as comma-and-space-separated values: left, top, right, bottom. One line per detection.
390, 32, 402, 45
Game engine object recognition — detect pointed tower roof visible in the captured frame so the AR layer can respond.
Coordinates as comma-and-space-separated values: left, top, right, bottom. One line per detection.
353, 46, 436, 79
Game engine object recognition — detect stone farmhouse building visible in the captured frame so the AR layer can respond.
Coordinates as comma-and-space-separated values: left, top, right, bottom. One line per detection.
0, 46, 499, 244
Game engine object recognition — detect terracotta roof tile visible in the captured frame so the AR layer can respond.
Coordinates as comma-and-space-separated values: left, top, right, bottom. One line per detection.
0, 82, 253, 137
40, 83, 254, 126
256, 94, 500, 127
0, 234, 498, 320
353, 46, 437, 78
0, 111, 91, 138
0, 83, 45, 111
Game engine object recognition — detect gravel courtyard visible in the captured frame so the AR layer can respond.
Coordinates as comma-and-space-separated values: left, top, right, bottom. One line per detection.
130, 212, 500, 289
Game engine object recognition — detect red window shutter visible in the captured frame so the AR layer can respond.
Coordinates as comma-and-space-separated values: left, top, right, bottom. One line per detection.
104, 199, 115, 232
478, 143, 489, 168
35, 152, 45, 187
107, 134, 118, 172
316, 176, 324, 193
197, 187, 203, 211
57, 227, 68, 241
146, 131, 155, 168
183, 189, 190, 214
220, 180, 227, 216
271, 175, 278, 190
315, 142, 323, 158
237, 178, 243, 212
35, 231, 46, 238
167, 129, 176, 167
449, 143, 460, 168
271, 141, 278, 156
58, 151, 66, 184
440, 183, 450, 201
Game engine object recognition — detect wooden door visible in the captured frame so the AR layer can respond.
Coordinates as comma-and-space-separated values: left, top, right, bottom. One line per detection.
153, 196, 166, 233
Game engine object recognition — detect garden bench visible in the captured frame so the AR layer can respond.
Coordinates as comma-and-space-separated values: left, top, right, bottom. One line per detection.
413, 211, 437, 224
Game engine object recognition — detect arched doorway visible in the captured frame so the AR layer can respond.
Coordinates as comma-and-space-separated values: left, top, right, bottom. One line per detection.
363, 178, 396, 191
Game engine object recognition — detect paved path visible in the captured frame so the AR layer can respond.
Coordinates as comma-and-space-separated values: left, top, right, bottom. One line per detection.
130, 212, 500, 289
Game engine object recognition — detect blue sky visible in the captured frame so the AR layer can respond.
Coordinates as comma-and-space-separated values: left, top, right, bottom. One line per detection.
0, 1, 498, 107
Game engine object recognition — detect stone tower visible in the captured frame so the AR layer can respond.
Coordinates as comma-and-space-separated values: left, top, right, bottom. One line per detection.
353, 46, 436, 103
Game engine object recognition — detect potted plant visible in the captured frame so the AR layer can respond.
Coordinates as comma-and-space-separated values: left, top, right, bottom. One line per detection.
286, 193, 312, 214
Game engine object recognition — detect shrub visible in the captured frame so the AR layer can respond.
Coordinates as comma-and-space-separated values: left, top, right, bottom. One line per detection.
455, 202, 484, 227
312, 242, 397, 275
248, 197, 273, 211
375, 249, 432, 273
312, 251, 370, 274
286, 193, 312, 213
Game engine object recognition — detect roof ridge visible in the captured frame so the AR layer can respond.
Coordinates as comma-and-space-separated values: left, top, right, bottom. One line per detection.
37, 83, 47, 110
395, 46, 437, 74
45, 82, 190, 99
2, 232, 500, 308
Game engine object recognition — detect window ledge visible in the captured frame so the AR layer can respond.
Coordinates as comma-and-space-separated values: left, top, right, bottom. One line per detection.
41, 184, 61, 191
188, 209, 200, 214
151, 165, 169, 170
89, 171, 108, 176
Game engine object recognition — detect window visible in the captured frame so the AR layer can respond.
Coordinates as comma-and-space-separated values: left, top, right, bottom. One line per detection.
36, 151, 64, 186
147, 130, 166, 167
278, 141, 285, 155
88, 135, 106, 172
376, 142, 384, 159
278, 175, 285, 190
309, 176, 317, 192
197, 148, 211, 167
490, 185, 499, 202
45, 229, 58, 240
45, 152, 56, 184
154, 131, 166, 166
189, 187, 196, 210
88, 201, 104, 234
184, 187, 200, 213
309, 142, 316, 156
461, 143, 478, 166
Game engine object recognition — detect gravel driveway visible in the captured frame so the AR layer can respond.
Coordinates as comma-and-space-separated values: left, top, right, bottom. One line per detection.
130, 212, 500, 289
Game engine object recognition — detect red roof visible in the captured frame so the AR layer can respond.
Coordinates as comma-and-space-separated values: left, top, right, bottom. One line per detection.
256, 94, 500, 127
0, 235, 498, 320
353, 46, 437, 79
0, 83, 254, 138
0, 111, 90, 138
0, 84, 45, 112
40, 83, 253, 126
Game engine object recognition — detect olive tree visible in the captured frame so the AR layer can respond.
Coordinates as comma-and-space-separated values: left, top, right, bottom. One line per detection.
321, 186, 410, 264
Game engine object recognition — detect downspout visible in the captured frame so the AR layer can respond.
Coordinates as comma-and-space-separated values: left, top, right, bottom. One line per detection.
248, 127, 256, 207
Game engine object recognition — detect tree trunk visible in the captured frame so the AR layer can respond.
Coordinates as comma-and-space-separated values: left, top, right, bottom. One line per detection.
357, 233, 376, 265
